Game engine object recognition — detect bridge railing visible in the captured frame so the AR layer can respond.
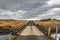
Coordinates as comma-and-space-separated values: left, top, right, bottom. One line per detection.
0, 24, 27, 35
35, 24, 60, 36
35, 24, 48, 35
0, 26, 12, 35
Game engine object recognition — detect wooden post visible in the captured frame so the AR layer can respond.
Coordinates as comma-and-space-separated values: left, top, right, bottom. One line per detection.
55, 26, 58, 40
48, 27, 51, 36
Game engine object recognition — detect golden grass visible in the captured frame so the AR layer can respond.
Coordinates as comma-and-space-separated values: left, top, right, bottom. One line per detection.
0, 19, 28, 29
34, 20, 60, 27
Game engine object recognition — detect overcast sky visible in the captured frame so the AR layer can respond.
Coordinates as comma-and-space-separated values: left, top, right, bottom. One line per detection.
0, 0, 60, 20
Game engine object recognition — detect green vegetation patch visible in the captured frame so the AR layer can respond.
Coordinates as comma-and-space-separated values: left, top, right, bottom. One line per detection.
7, 36, 16, 40
49, 37, 55, 40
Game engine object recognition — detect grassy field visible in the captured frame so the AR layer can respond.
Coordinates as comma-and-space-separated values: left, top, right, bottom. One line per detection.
0, 19, 28, 28
34, 19, 60, 40
0, 19, 28, 34
34, 19, 60, 28
0, 19, 28, 40
34, 19, 60, 34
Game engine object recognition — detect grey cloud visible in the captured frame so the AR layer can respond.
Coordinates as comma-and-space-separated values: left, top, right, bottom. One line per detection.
49, 11, 60, 16
21, 6, 53, 19
0, 0, 48, 11
38, 10, 60, 19
0, 0, 60, 19
21, 3, 60, 19
0, 0, 49, 19
0, 14, 12, 18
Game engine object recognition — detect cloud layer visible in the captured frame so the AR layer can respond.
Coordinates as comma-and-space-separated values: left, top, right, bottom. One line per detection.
0, 0, 60, 20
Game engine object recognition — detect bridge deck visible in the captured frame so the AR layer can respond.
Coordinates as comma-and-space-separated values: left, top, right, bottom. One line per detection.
16, 26, 49, 40
15, 21, 49, 40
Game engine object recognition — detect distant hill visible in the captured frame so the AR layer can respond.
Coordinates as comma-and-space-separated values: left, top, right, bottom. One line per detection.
40, 18, 60, 22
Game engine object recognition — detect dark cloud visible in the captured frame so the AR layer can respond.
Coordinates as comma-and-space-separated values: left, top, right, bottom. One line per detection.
49, 11, 60, 16
0, 0, 60, 19
21, 3, 60, 19
0, 0, 48, 11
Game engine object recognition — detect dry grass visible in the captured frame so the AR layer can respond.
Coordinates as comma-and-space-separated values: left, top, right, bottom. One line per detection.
0, 19, 28, 29
34, 20, 60, 28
